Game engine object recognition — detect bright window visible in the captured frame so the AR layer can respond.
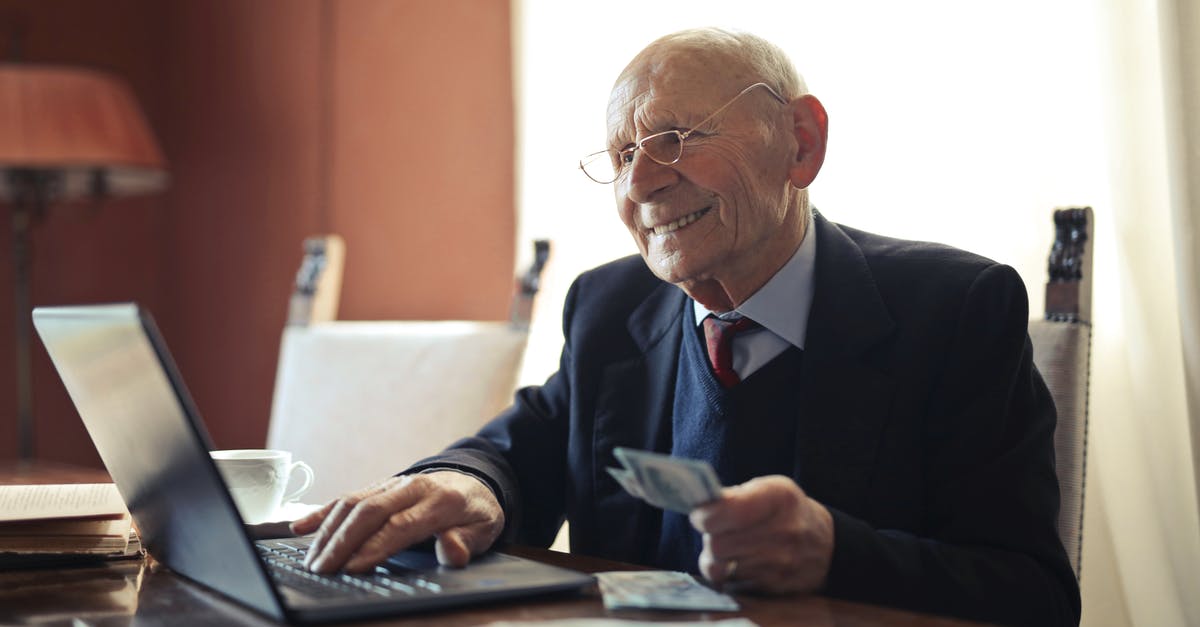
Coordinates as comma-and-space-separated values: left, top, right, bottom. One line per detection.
514, 0, 1109, 382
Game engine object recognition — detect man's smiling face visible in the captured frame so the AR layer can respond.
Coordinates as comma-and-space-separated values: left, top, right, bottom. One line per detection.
606, 47, 798, 299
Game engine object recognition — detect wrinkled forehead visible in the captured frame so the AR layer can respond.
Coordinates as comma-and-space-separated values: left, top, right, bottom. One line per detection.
605, 48, 750, 145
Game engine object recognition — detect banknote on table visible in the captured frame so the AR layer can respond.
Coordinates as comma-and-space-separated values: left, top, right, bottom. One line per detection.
611, 447, 723, 513
595, 571, 740, 611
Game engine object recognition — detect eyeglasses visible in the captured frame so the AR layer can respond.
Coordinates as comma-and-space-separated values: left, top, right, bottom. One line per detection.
579, 82, 788, 185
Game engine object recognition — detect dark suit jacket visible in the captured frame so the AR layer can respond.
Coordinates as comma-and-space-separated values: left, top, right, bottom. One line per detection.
410, 212, 1081, 626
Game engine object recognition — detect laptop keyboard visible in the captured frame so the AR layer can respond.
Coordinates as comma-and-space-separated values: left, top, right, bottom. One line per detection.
257, 540, 445, 600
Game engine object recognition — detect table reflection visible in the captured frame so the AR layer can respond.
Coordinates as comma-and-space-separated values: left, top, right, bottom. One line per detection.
0, 558, 143, 623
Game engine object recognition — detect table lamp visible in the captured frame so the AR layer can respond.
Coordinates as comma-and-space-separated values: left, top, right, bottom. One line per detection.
0, 64, 168, 462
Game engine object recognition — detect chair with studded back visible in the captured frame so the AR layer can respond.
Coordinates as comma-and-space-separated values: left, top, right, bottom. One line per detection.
266, 238, 550, 505
1027, 206, 1093, 579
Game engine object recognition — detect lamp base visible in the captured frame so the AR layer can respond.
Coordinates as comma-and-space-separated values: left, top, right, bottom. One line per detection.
5, 168, 56, 462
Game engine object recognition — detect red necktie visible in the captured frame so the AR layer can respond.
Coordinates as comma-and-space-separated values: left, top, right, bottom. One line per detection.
702, 316, 760, 388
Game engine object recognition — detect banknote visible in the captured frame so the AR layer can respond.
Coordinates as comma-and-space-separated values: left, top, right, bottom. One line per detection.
605, 466, 646, 500
595, 570, 740, 611
612, 447, 723, 513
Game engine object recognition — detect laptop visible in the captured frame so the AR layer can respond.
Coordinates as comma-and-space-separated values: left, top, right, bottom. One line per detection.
32, 303, 592, 623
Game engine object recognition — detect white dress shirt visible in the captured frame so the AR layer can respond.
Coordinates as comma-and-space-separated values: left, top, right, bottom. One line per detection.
693, 222, 817, 380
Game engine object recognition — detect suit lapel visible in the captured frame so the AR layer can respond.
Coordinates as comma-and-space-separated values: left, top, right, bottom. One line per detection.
796, 213, 897, 516
591, 280, 685, 563
587, 212, 897, 559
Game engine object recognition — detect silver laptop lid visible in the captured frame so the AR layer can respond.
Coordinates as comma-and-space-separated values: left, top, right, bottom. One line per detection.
32, 304, 286, 621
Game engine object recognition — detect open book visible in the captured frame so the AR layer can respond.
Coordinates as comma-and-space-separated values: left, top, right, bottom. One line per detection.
0, 483, 142, 566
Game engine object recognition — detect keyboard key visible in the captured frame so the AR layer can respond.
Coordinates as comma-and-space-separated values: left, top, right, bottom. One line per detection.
258, 542, 420, 600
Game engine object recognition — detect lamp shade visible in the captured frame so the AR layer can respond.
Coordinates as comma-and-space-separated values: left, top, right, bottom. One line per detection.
0, 64, 168, 201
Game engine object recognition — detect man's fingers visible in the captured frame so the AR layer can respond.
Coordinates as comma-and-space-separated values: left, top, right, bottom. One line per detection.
304, 480, 398, 563
434, 528, 472, 567
290, 500, 335, 535
698, 548, 734, 584
700, 551, 790, 593
437, 516, 509, 567
307, 472, 505, 574
307, 478, 421, 573
690, 475, 792, 534
304, 499, 357, 569
705, 522, 780, 561
338, 485, 476, 572
366, 477, 500, 569
698, 530, 780, 584
689, 475, 834, 594
341, 508, 442, 572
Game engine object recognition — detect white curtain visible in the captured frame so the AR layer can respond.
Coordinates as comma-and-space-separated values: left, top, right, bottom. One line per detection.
512, 1, 1200, 624
1161, 0, 1200, 573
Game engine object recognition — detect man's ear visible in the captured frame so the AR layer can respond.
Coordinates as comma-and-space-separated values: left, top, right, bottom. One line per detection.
788, 94, 829, 190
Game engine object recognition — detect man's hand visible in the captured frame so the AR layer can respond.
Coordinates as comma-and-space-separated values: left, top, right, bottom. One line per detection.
689, 475, 833, 594
290, 471, 505, 574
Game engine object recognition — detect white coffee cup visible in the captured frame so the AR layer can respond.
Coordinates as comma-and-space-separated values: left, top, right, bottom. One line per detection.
210, 449, 315, 524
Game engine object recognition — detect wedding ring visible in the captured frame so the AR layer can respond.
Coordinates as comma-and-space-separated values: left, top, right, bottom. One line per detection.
724, 559, 739, 579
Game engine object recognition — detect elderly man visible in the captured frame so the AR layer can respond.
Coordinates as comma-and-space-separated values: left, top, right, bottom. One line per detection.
294, 28, 1080, 626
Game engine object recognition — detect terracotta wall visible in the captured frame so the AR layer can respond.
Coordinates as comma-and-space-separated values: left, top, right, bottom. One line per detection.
0, 0, 515, 466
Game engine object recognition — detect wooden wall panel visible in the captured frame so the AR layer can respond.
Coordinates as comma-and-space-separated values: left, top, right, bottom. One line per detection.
331, 0, 515, 320
155, 0, 326, 451
0, 0, 515, 464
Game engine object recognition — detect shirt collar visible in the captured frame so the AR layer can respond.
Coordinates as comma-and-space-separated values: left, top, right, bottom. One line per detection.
693, 222, 817, 349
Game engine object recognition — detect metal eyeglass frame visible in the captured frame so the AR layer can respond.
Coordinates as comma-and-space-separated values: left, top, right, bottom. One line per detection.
579, 82, 789, 184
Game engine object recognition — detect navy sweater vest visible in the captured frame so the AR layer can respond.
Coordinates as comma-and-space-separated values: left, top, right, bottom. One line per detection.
654, 306, 804, 572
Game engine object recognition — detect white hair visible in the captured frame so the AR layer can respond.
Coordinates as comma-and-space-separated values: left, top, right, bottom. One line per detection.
638, 28, 807, 99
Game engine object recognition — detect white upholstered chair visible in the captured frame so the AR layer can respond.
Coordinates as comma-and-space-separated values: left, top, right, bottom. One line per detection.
266, 239, 549, 505
266, 321, 530, 504
1027, 206, 1093, 578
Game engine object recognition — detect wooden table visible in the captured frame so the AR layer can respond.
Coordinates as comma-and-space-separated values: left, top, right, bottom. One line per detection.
1, 462, 986, 626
